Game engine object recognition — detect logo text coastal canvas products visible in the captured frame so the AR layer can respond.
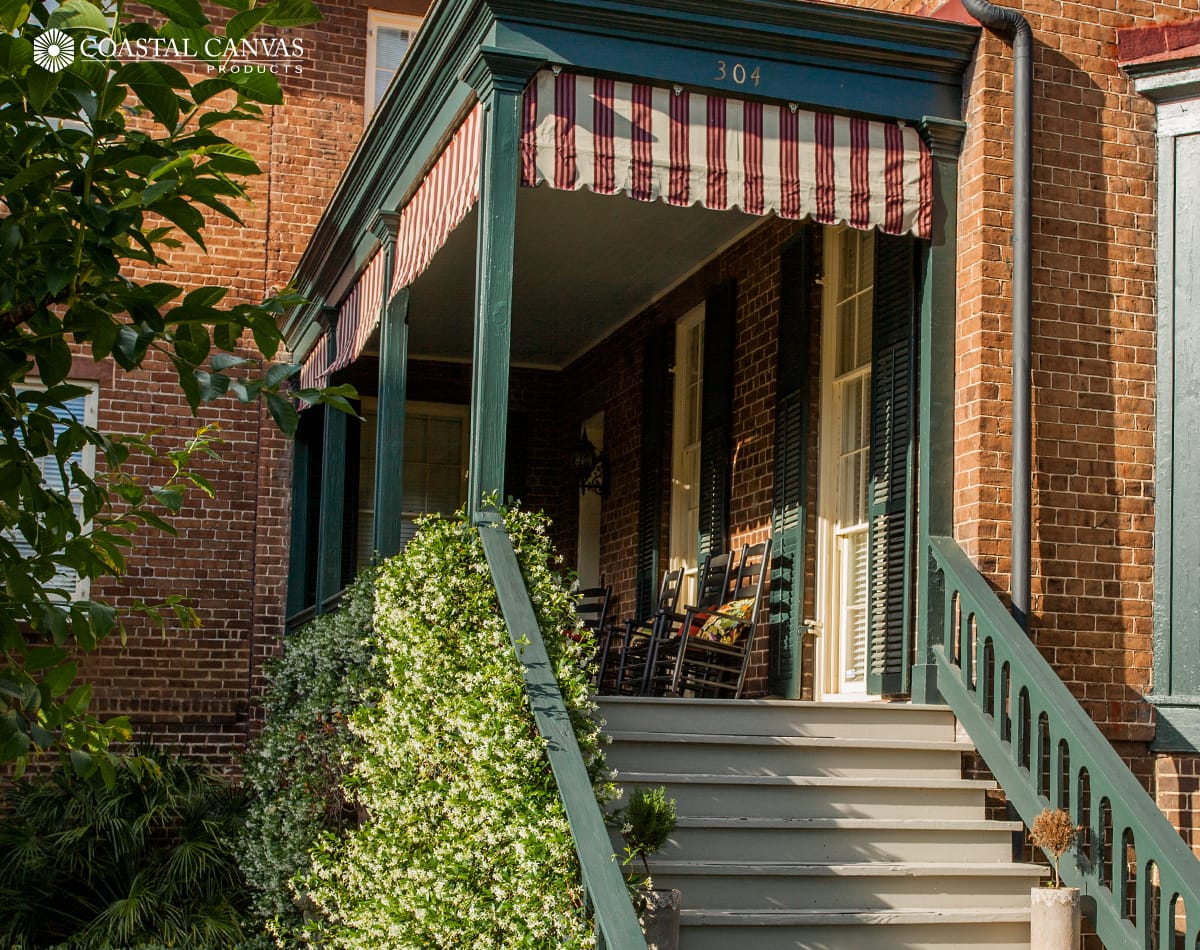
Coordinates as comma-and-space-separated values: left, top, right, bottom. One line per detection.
29, 29, 305, 74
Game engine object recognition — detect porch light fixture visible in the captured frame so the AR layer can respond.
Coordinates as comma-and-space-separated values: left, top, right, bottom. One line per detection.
571, 429, 607, 497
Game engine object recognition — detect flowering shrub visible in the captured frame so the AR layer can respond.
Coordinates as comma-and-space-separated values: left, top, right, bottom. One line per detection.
240, 572, 382, 939
300, 505, 609, 948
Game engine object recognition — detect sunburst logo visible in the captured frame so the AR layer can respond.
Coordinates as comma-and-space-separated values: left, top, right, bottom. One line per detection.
32, 29, 75, 73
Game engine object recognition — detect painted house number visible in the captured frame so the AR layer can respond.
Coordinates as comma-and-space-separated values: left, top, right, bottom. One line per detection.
714, 60, 762, 87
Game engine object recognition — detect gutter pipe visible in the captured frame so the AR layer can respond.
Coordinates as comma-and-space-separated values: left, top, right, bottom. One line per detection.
961, 0, 1033, 634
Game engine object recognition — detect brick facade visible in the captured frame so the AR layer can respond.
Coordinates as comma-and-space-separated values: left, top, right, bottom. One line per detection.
72, 0, 430, 768
79, 0, 1200, 867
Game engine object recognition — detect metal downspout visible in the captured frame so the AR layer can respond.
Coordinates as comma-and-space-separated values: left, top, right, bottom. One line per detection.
961, 0, 1033, 633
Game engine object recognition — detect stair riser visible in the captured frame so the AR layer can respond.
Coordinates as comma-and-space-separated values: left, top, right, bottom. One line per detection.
652, 871, 1043, 910
652, 827, 1018, 863
597, 698, 956, 741
679, 921, 1032, 950
606, 741, 963, 778
610, 779, 987, 820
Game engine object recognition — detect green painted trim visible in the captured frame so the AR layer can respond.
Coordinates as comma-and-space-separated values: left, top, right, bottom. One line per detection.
285, 429, 312, 619
769, 228, 812, 699
1149, 697, 1200, 753
475, 512, 646, 948
912, 116, 965, 706
465, 49, 541, 516
931, 535, 1200, 950
316, 308, 348, 610
374, 287, 409, 560
315, 404, 348, 611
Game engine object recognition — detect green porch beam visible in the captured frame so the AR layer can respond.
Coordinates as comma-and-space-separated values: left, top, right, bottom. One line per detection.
315, 307, 348, 612
912, 117, 966, 705
372, 212, 408, 560
462, 48, 543, 518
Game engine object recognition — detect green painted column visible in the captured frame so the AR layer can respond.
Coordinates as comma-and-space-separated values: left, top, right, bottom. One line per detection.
372, 212, 409, 560
462, 48, 542, 519
912, 117, 966, 705
315, 307, 347, 613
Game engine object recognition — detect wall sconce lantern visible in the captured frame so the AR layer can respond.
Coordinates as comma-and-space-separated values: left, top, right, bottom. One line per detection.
571, 428, 607, 497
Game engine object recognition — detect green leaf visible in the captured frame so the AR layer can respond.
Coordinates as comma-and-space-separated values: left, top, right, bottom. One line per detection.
48, 0, 112, 33
153, 197, 207, 249
152, 486, 185, 512
24, 646, 68, 672
265, 361, 299, 388
35, 334, 73, 386
141, 178, 180, 206
140, 0, 209, 29
265, 391, 298, 437
226, 6, 271, 42
115, 61, 188, 130
70, 747, 95, 777
211, 353, 248, 371
0, 3, 31, 33
42, 661, 77, 698
261, 0, 322, 27
195, 370, 230, 402
26, 64, 63, 113
0, 35, 34, 72
222, 67, 283, 105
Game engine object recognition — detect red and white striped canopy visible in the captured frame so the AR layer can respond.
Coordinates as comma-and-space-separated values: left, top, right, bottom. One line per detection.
300, 69, 935, 386
520, 69, 932, 238
391, 104, 482, 299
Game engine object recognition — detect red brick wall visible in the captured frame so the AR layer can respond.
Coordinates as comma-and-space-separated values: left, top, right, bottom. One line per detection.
72, 0, 430, 769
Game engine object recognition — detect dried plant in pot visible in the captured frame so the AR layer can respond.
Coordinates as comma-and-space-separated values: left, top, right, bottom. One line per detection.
1028, 807, 1082, 950
618, 785, 680, 950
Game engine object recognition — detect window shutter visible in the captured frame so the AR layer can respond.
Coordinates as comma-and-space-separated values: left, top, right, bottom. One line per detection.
635, 325, 671, 617
867, 232, 918, 696
770, 230, 812, 697
698, 280, 736, 562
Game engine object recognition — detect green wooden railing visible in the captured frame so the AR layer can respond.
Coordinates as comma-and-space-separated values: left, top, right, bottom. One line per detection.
475, 513, 646, 950
928, 535, 1200, 949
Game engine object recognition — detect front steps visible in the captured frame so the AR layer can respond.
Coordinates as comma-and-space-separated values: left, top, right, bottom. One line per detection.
598, 696, 1045, 950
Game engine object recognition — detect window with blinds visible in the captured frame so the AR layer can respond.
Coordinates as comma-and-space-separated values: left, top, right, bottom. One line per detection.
7, 382, 99, 600
366, 11, 422, 115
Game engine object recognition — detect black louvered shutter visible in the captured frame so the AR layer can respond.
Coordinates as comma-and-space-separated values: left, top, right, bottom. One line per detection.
770, 231, 812, 697
698, 281, 736, 563
867, 232, 918, 696
635, 325, 671, 617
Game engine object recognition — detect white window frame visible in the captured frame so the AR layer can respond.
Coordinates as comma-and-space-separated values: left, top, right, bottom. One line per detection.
814, 227, 874, 700
11, 379, 100, 601
365, 10, 422, 119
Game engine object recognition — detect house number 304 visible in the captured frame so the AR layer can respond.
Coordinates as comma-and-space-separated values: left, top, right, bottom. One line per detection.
713, 60, 761, 87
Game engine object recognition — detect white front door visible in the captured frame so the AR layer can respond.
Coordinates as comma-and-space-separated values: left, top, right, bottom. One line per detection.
815, 227, 874, 699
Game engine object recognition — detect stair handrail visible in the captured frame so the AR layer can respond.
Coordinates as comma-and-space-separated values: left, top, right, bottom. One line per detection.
475, 512, 645, 950
928, 534, 1200, 949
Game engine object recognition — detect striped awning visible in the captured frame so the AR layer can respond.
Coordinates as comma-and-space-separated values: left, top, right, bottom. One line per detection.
329, 246, 388, 377
299, 330, 331, 393
390, 103, 482, 299
519, 69, 932, 238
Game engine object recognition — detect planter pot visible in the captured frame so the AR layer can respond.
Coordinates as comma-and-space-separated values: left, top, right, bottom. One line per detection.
1031, 886, 1081, 950
638, 887, 681, 950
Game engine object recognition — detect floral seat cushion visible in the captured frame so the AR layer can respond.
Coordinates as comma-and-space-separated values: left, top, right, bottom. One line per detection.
695, 598, 755, 645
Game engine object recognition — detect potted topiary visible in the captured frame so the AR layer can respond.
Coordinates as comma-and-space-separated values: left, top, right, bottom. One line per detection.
618, 785, 680, 950
1028, 807, 1081, 950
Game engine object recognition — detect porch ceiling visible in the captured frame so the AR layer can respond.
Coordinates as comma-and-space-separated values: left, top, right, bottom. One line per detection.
407, 184, 759, 368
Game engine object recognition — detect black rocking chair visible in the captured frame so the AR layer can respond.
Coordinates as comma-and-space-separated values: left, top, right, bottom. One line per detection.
640, 551, 735, 696
609, 566, 686, 695
664, 539, 772, 699
576, 586, 612, 683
